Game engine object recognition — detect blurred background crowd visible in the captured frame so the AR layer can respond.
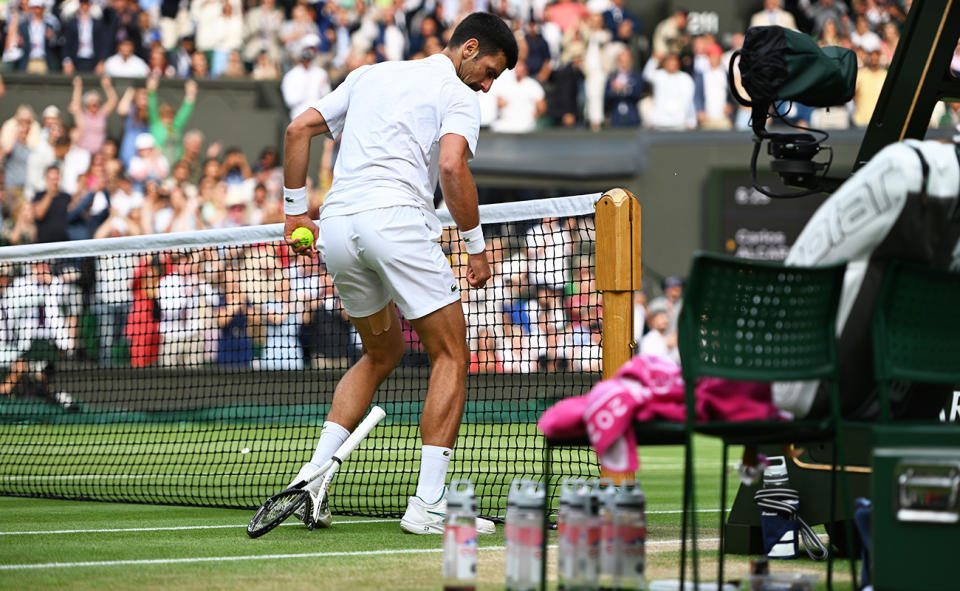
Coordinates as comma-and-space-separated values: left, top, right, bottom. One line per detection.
2, 0, 959, 251
0, 215, 610, 387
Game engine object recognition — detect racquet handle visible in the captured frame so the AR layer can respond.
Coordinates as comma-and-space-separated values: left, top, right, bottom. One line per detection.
333, 406, 387, 462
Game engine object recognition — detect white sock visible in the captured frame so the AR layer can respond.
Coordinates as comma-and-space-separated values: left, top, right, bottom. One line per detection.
293, 421, 350, 483
415, 445, 452, 504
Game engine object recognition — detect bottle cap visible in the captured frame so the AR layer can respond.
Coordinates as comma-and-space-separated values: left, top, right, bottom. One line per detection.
614, 480, 645, 509
591, 478, 619, 515
507, 478, 525, 509
516, 480, 545, 510
559, 478, 585, 508
562, 478, 592, 514
447, 479, 477, 513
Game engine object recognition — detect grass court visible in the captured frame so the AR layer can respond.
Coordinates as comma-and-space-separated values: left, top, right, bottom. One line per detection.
0, 436, 854, 590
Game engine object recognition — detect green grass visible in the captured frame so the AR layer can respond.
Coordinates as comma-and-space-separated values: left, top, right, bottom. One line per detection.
0, 437, 855, 591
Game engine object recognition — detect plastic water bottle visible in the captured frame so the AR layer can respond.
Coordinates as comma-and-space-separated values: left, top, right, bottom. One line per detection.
557, 479, 584, 591
505, 479, 523, 590
505, 479, 545, 591
443, 479, 478, 591
568, 480, 599, 591
612, 481, 645, 590
593, 479, 619, 591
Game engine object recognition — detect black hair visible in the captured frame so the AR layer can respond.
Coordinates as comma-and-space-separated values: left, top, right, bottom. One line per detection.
448, 12, 518, 70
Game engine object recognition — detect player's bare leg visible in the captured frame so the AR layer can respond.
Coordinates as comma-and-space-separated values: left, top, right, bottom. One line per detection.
409, 300, 469, 449
327, 304, 404, 430
292, 304, 402, 484
400, 300, 493, 533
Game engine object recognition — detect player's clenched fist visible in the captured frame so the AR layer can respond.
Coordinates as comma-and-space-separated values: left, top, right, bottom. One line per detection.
466, 252, 491, 288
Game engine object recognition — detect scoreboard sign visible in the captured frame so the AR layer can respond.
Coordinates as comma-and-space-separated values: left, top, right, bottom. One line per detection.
705, 169, 829, 261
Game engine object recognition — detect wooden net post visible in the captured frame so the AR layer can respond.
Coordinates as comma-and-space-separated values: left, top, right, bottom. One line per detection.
595, 188, 642, 484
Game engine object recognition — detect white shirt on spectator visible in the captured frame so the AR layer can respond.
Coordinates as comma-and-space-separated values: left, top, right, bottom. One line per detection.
110, 187, 143, 218
4, 273, 71, 354
193, 0, 242, 52
489, 69, 545, 134
158, 272, 199, 335
61, 146, 91, 195
382, 23, 406, 62
29, 19, 46, 59
103, 53, 150, 78
77, 16, 94, 59
282, 61, 332, 120
643, 57, 696, 130
25, 141, 55, 197
525, 218, 572, 290
640, 329, 680, 364
702, 66, 729, 121
151, 206, 174, 234
95, 253, 136, 306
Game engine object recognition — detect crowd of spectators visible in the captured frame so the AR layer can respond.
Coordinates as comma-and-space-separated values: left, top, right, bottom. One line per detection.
3, 1, 957, 137
1, 1, 959, 254
0, 212, 610, 396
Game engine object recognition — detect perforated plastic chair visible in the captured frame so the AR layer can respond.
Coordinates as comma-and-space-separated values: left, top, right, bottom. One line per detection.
872, 262, 960, 422
677, 252, 853, 589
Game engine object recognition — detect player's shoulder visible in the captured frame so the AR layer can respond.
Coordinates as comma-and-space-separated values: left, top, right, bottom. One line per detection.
438, 71, 479, 106
343, 63, 374, 84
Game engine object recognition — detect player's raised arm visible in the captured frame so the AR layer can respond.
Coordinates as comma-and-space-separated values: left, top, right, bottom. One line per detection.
282, 108, 329, 256
438, 132, 490, 288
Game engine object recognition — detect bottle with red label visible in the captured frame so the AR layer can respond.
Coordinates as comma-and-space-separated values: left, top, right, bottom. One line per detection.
568, 479, 600, 590
505, 479, 545, 591
443, 479, 478, 591
612, 480, 645, 591
593, 479, 618, 591
504, 479, 522, 590
556, 479, 585, 591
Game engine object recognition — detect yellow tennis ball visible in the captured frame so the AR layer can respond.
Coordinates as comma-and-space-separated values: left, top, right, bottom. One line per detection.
291, 226, 314, 249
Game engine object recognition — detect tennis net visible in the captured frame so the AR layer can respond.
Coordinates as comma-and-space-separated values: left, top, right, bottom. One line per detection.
0, 194, 603, 518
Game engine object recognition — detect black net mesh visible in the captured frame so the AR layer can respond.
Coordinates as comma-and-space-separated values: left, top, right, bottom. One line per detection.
0, 200, 601, 518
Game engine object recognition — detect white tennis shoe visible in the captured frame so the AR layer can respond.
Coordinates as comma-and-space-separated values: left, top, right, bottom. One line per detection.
302, 487, 333, 530
399, 492, 496, 535
289, 463, 332, 529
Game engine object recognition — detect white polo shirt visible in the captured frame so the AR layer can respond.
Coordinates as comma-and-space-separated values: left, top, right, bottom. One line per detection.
311, 54, 481, 223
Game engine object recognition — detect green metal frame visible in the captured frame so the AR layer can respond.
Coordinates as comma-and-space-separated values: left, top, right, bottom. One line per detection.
677, 252, 855, 589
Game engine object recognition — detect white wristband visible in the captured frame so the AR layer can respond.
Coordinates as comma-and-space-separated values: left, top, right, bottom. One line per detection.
283, 186, 308, 215
460, 224, 485, 255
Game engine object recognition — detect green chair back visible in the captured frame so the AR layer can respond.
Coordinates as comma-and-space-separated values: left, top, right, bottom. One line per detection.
872, 262, 960, 421
678, 252, 847, 390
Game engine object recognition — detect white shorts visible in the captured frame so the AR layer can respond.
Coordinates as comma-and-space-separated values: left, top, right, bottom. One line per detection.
317, 206, 460, 320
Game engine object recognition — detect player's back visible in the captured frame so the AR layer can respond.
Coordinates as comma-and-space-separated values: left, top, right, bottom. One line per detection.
319, 55, 479, 219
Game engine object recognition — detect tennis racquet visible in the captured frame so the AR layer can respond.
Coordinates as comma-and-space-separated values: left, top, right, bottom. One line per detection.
247, 406, 387, 538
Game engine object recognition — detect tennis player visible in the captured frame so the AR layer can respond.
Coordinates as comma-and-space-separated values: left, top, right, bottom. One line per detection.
281, 12, 518, 534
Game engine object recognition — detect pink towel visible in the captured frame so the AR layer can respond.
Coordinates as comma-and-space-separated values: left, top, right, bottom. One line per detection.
538, 355, 785, 472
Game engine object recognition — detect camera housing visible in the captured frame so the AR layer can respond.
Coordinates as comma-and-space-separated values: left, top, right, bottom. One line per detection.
767, 133, 831, 189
